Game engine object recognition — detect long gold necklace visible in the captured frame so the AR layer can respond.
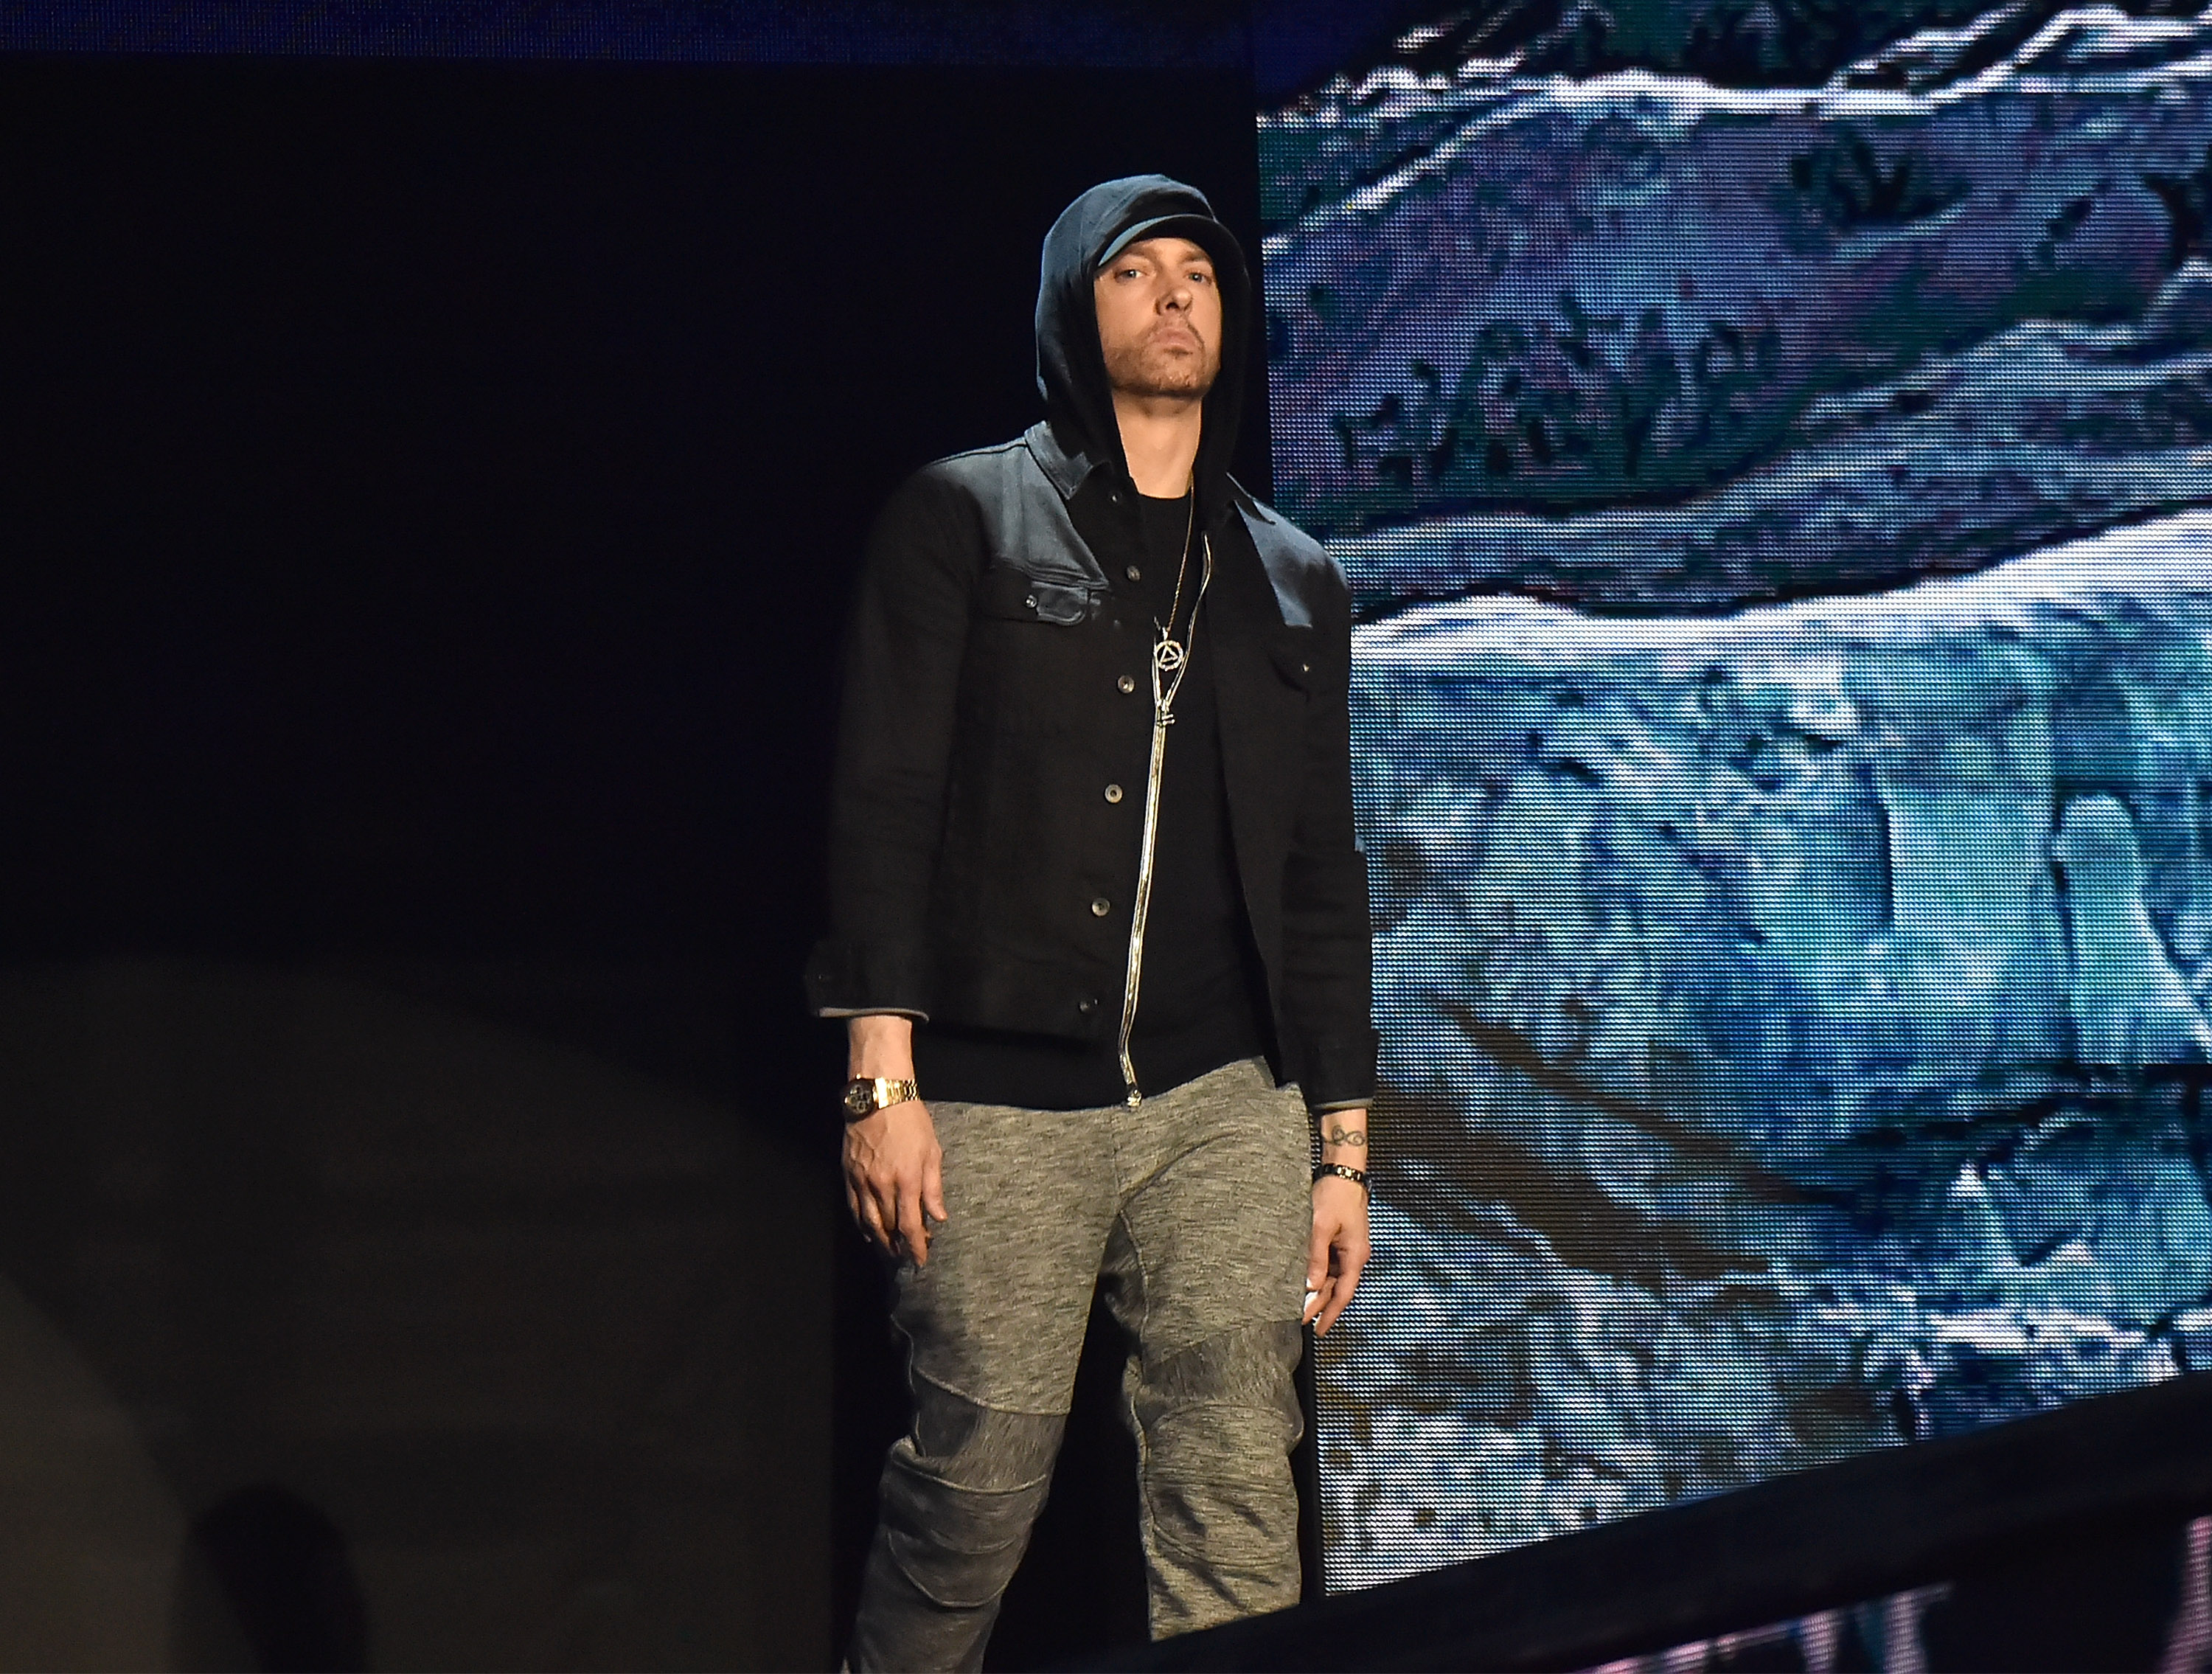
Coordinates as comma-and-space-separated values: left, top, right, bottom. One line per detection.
1150, 483, 1207, 724
1119, 483, 1213, 1105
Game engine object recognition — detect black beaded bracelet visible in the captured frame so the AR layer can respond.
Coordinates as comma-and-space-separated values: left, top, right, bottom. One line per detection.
1314, 1162, 1368, 1194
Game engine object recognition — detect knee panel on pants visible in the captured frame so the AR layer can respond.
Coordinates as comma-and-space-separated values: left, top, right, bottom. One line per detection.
879, 1380, 1066, 1611
1125, 1322, 1305, 1611
1128, 1319, 1304, 1451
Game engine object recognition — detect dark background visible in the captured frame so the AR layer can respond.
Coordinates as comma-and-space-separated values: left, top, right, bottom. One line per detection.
0, 49, 1267, 1670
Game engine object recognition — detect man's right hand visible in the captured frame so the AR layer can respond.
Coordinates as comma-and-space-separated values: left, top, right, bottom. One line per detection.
844, 1097, 946, 1263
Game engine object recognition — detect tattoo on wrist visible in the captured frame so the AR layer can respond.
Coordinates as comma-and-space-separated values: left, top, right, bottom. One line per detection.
1325, 1124, 1367, 1150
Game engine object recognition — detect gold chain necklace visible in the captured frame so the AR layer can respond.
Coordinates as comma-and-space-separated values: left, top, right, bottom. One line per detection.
1119, 482, 1213, 1105
1150, 482, 1204, 723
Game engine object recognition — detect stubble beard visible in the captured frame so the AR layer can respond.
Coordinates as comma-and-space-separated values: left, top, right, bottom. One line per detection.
1102, 334, 1220, 402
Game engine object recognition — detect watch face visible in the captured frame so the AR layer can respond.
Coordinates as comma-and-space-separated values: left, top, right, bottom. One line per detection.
844, 1082, 874, 1115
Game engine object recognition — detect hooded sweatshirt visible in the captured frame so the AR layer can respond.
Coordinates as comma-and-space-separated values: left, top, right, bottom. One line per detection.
1032, 174, 1253, 535
930, 177, 1268, 1105
805, 176, 1377, 1114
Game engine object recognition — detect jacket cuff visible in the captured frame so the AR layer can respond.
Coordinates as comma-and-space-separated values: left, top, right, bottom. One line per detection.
803, 937, 933, 1021
1294, 1024, 1380, 1115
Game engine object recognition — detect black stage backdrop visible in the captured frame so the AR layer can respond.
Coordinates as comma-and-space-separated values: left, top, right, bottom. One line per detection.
0, 52, 1264, 1670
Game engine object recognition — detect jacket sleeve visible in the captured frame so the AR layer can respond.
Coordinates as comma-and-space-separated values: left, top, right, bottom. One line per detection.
1281, 565, 1380, 1112
802, 470, 981, 1019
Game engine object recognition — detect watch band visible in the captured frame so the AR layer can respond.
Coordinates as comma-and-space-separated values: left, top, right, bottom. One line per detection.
843, 1077, 920, 1120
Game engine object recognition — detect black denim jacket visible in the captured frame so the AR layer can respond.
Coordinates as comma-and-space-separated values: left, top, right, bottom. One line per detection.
803, 176, 1376, 1111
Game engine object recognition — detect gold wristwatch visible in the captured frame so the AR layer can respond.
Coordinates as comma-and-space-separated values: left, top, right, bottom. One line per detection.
843, 1077, 920, 1120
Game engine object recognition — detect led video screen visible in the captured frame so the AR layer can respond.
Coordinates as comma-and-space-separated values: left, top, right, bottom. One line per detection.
1259, 0, 2212, 1591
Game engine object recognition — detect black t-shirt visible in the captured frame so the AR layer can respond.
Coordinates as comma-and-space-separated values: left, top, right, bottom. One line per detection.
910, 482, 1273, 1109
1123, 487, 1272, 1083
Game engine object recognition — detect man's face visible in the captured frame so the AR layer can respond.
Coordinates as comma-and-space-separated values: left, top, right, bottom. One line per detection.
1093, 235, 1222, 401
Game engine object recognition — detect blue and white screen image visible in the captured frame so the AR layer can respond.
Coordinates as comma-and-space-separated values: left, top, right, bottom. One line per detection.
1257, 0, 2212, 1591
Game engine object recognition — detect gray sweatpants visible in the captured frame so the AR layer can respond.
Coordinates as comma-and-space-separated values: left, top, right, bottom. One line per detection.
846, 1056, 1312, 1673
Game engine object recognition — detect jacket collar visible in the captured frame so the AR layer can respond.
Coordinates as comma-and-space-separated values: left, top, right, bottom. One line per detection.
1026, 418, 1252, 532
1026, 419, 1102, 503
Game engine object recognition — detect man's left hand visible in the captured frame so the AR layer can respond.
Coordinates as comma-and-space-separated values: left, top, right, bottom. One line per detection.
1304, 1175, 1369, 1336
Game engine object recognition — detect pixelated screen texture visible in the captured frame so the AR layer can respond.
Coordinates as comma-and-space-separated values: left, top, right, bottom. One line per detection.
1256, 1, 2212, 1593
0, 0, 1247, 67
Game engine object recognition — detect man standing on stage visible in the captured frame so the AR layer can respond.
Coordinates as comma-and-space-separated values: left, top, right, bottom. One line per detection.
805, 174, 1375, 1670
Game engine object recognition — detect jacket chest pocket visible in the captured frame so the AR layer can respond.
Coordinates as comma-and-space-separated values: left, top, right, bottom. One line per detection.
961, 563, 1105, 736
975, 561, 1101, 625
1232, 627, 1329, 782
1265, 625, 1327, 699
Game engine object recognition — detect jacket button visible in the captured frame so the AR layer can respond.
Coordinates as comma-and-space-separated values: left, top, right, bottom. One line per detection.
1117, 674, 1136, 693
1077, 996, 1099, 1015
1104, 784, 1124, 804
1090, 897, 1111, 917
1024, 594, 1037, 609
1125, 565, 1141, 582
